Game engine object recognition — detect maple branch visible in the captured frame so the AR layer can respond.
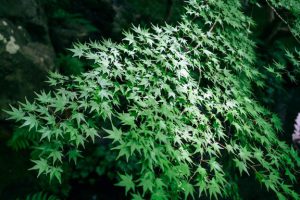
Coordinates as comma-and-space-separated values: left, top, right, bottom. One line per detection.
265, 0, 300, 44
186, 20, 218, 54
208, 20, 217, 33
165, 0, 174, 22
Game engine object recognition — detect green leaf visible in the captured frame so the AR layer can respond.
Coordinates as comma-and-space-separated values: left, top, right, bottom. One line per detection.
39, 127, 52, 141
208, 178, 221, 199
30, 159, 49, 177
83, 126, 99, 142
72, 112, 86, 126
118, 113, 136, 127
4, 106, 25, 121
21, 114, 39, 131
48, 150, 63, 164
233, 158, 249, 175
52, 94, 69, 113
49, 166, 63, 183
131, 193, 144, 200
138, 175, 154, 193
116, 173, 135, 195
209, 159, 222, 172
285, 169, 296, 183
181, 181, 194, 200
67, 149, 82, 164
271, 114, 282, 131
238, 147, 252, 162
104, 125, 123, 143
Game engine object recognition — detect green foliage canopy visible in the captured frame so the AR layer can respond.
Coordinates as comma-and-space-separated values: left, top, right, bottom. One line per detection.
5, 0, 300, 199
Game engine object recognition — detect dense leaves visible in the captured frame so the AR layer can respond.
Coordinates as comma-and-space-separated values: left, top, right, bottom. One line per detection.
5, 0, 300, 199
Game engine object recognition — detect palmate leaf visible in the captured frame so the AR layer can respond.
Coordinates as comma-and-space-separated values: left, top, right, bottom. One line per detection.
131, 193, 144, 200
49, 167, 62, 184
35, 91, 52, 104
48, 150, 63, 164
123, 31, 135, 45
116, 173, 135, 195
118, 113, 136, 127
271, 114, 283, 131
208, 178, 222, 200
67, 149, 82, 164
138, 175, 154, 194
233, 158, 249, 175
84, 126, 99, 142
277, 192, 287, 200
52, 94, 69, 113
104, 125, 123, 143
21, 114, 39, 131
71, 112, 86, 126
238, 147, 252, 162
181, 181, 194, 200
4, 106, 25, 121
30, 158, 49, 177
39, 127, 52, 141
285, 169, 297, 183
69, 43, 85, 58
20, 98, 37, 112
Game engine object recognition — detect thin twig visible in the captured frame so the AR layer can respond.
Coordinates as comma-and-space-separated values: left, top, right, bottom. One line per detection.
165, 0, 174, 22
265, 0, 287, 24
265, 0, 300, 44
186, 20, 218, 54
208, 20, 217, 33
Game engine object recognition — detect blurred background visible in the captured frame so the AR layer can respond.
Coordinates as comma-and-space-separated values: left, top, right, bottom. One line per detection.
0, 0, 299, 199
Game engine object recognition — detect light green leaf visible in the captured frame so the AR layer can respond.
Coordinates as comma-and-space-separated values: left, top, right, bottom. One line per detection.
116, 173, 135, 195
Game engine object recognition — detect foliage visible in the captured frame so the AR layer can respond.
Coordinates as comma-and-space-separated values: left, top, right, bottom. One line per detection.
112, 0, 184, 37
56, 54, 85, 76
50, 9, 98, 34
18, 192, 59, 200
7, 127, 39, 151
4, 0, 300, 199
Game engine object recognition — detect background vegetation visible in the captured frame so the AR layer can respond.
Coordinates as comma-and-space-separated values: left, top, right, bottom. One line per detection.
0, 0, 300, 199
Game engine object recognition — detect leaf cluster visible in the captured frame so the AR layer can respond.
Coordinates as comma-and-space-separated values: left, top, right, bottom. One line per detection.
5, 0, 300, 199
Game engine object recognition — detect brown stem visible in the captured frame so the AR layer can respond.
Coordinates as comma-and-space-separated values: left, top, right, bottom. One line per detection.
186, 20, 218, 54
266, 22, 282, 43
208, 20, 217, 33
165, 0, 174, 22
265, 0, 300, 44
